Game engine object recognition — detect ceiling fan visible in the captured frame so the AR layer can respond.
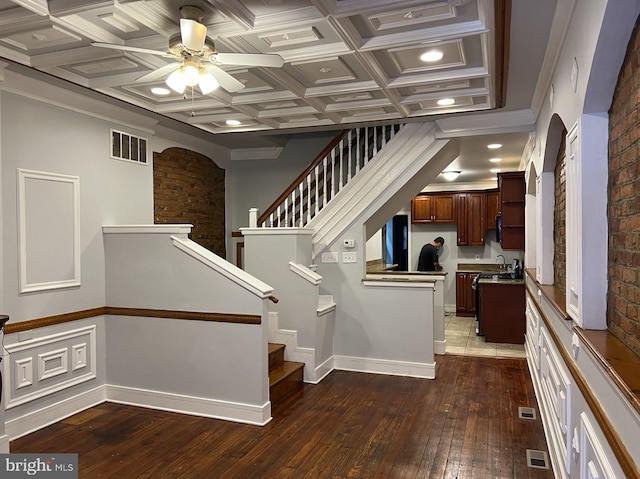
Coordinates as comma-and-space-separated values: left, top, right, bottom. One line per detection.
92, 5, 284, 95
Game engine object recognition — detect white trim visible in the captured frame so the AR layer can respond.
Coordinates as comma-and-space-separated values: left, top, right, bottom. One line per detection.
5, 385, 107, 441
0, 434, 9, 454
312, 356, 335, 384
171, 236, 273, 299
362, 280, 435, 288
102, 224, 193, 235
317, 295, 336, 315
106, 384, 272, 426
334, 355, 436, 379
434, 340, 446, 355
17, 169, 81, 293
289, 262, 322, 285
241, 227, 314, 236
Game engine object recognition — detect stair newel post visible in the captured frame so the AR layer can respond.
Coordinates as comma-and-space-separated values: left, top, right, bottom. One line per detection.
249, 207, 259, 228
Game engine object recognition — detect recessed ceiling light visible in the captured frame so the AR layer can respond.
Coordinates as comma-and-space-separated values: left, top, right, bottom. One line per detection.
420, 50, 444, 62
487, 143, 502, 149
226, 119, 241, 126
151, 87, 171, 96
489, 157, 502, 163
490, 168, 502, 173
441, 170, 461, 180
437, 98, 455, 106
319, 67, 333, 73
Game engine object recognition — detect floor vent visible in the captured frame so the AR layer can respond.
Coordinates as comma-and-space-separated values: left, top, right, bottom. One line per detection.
518, 406, 537, 420
526, 449, 549, 469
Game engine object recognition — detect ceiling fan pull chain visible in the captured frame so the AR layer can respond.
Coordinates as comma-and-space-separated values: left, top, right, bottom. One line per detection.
191, 86, 195, 117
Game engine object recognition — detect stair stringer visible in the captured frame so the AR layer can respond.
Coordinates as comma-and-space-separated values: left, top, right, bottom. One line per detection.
308, 121, 453, 258
268, 311, 334, 384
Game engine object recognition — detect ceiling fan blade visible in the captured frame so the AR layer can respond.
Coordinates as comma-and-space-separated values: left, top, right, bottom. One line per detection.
180, 18, 207, 51
205, 64, 245, 93
91, 42, 172, 57
215, 52, 285, 68
136, 63, 181, 83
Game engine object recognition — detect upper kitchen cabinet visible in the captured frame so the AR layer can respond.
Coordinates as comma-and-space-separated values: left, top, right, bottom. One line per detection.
457, 192, 485, 246
411, 193, 456, 224
498, 172, 525, 250
485, 189, 499, 230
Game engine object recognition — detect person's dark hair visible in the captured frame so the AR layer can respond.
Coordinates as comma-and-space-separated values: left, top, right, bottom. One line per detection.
434, 236, 445, 246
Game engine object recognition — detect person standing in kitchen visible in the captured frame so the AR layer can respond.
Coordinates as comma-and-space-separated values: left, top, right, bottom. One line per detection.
417, 237, 445, 271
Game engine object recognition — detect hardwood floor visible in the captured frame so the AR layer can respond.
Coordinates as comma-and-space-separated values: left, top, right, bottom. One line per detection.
11, 355, 553, 478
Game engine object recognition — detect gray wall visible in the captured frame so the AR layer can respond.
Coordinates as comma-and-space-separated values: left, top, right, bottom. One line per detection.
227, 131, 336, 230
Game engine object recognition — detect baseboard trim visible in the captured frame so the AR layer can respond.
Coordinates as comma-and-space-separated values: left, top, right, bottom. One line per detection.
0, 434, 10, 453
310, 356, 334, 384
435, 339, 446, 355
334, 355, 436, 379
5, 385, 107, 442
106, 385, 272, 426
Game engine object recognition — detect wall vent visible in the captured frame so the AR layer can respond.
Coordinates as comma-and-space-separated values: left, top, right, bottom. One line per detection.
518, 406, 537, 420
111, 129, 148, 164
526, 449, 549, 469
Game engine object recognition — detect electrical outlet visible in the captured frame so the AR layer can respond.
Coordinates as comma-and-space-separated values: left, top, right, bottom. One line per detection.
321, 252, 339, 263
342, 252, 357, 263
475, 255, 480, 260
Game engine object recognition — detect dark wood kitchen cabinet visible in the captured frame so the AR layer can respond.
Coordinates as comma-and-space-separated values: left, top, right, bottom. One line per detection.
455, 272, 479, 316
479, 281, 525, 344
411, 193, 456, 224
485, 189, 499, 230
456, 192, 485, 246
498, 172, 525, 250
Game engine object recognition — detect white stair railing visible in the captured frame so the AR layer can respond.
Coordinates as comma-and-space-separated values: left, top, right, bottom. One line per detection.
257, 124, 402, 228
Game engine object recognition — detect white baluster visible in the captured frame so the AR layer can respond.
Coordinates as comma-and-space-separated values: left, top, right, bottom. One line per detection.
314, 164, 319, 216
298, 183, 304, 226
340, 145, 345, 189
307, 174, 312, 224
276, 205, 281, 227
356, 128, 361, 172
284, 197, 289, 227
322, 155, 327, 209
331, 148, 336, 197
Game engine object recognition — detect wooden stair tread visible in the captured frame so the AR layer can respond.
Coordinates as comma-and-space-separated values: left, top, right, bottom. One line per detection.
268, 343, 285, 355
269, 361, 304, 386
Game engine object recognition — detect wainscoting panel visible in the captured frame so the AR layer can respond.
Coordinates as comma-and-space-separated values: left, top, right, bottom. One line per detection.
3, 326, 97, 409
17, 169, 80, 293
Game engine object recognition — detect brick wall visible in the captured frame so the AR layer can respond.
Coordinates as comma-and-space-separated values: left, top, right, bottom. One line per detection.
608, 17, 640, 354
153, 147, 226, 257
553, 139, 566, 295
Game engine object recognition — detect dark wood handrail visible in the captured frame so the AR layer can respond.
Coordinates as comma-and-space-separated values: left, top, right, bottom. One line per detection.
257, 129, 349, 226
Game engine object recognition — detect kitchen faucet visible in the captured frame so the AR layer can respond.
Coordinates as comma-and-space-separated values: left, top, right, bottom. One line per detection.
496, 254, 506, 269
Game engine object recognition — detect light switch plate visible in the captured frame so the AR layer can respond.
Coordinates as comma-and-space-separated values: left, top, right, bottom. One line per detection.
321, 252, 339, 263
342, 252, 357, 263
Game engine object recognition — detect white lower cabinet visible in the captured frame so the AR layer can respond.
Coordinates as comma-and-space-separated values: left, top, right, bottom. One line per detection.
526, 297, 626, 479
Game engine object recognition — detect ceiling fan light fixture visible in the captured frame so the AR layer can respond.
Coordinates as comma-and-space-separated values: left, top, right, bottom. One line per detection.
198, 71, 219, 94
166, 68, 189, 93
442, 170, 461, 181
166, 61, 201, 93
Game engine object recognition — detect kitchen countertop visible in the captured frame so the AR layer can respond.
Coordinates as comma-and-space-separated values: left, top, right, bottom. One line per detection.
457, 262, 508, 273
477, 277, 525, 285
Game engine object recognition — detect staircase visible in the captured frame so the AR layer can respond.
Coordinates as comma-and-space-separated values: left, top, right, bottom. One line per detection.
268, 343, 304, 405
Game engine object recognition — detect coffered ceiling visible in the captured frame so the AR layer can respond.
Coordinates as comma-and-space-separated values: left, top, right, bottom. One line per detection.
0, 0, 511, 135
0, 0, 559, 185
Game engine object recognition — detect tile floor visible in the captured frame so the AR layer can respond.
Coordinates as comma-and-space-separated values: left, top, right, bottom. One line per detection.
445, 313, 526, 358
